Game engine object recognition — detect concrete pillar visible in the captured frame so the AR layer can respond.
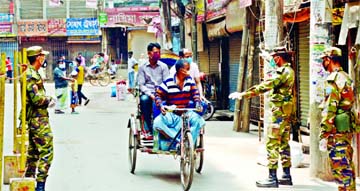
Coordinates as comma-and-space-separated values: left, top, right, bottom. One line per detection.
309, 0, 333, 180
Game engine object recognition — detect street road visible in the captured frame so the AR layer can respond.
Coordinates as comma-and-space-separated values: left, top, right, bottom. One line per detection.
2, 83, 348, 191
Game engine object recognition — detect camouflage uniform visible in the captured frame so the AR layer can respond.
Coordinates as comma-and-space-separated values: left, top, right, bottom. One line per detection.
243, 63, 295, 170
320, 68, 356, 191
23, 64, 54, 183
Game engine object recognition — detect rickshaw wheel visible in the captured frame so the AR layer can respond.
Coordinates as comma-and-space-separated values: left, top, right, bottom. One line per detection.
89, 77, 98, 86
195, 134, 204, 173
180, 132, 194, 191
98, 72, 111, 86
128, 117, 138, 174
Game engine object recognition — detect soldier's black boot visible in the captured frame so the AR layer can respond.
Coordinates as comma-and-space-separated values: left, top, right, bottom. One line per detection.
256, 169, 279, 188
36, 182, 45, 191
279, 167, 293, 185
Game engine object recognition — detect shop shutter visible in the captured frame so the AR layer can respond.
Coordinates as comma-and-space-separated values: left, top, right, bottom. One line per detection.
20, 0, 43, 19
228, 33, 242, 111
198, 45, 209, 73
70, 0, 98, 18
209, 40, 220, 73
229, 33, 241, 65
0, 40, 18, 64
298, 21, 310, 126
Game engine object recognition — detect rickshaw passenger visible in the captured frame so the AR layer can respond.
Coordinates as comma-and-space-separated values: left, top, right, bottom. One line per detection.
153, 59, 205, 150
137, 42, 169, 139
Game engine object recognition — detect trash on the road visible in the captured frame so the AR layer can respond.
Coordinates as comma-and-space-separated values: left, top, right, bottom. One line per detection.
116, 80, 127, 101
256, 141, 304, 168
110, 85, 116, 97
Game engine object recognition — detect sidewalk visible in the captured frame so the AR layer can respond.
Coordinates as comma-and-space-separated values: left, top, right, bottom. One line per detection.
205, 120, 360, 191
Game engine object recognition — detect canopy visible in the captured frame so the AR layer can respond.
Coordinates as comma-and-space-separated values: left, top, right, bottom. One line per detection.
160, 50, 180, 68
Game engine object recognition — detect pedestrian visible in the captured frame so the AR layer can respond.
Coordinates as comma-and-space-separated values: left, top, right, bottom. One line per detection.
53, 59, 74, 114
229, 47, 295, 188
77, 52, 86, 67
318, 47, 357, 191
127, 51, 137, 89
22, 46, 56, 191
74, 57, 90, 106
69, 70, 79, 114
137, 43, 169, 139
5, 57, 13, 83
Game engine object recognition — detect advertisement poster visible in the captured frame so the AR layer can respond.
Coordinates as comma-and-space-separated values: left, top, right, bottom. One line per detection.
48, 19, 66, 36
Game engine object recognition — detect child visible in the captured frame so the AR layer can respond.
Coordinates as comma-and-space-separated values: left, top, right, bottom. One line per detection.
70, 70, 79, 114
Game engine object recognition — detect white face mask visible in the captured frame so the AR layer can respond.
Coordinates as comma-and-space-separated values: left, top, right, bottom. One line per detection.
59, 63, 66, 69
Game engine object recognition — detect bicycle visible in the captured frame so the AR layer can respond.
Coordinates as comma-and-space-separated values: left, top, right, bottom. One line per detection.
87, 70, 111, 86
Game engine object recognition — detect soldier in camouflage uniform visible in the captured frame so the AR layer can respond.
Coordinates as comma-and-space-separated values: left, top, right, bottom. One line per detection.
319, 47, 356, 191
229, 47, 295, 188
22, 46, 55, 191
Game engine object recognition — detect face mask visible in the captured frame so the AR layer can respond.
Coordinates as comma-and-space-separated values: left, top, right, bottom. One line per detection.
59, 63, 66, 69
269, 58, 276, 68
185, 57, 193, 64
41, 60, 47, 68
151, 52, 160, 62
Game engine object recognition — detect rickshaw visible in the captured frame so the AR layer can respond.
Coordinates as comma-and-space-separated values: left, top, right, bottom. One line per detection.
127, 88, 205, 191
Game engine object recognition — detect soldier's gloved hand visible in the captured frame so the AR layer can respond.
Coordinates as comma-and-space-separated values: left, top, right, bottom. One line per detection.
228, 92, 245, 100
319, 138, 327, 152
48, 97, 56, 108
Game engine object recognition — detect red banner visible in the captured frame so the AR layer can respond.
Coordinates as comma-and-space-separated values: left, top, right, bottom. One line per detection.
18, 20, 48, 36
48, 19, 66, 36
206, 0, 227, 21
105, 11, 160, 27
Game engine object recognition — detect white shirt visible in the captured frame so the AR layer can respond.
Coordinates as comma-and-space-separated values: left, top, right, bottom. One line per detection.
128, 57, 137, 73
169, 62, 200, 79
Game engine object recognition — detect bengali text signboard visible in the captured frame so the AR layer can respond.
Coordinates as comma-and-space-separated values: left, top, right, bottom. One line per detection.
18, 20, 48, 36
66, 18, 99, 36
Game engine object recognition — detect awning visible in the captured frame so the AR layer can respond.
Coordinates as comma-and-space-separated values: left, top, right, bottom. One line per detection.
225, 0, 245, 33
283, 7, 310, 23
206, 18, 230, 40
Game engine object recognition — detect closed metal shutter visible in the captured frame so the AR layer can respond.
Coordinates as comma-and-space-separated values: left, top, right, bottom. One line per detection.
298, 21, 310, 126
198, 45, 209, 73
228, 33, 242, 111
209, 40, 220, 73
0, 40, 18, 63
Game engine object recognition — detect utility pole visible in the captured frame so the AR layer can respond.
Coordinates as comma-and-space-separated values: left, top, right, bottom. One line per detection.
309, 0, 333, 180
191, 0, 198, 62
233, 7, 249, 132
160, 0, 172, 50
241, 3, 257, 132
260, 0, 284, 136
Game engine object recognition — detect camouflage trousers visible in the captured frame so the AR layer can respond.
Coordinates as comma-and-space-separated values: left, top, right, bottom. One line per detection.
266, 104, 292, 169
25, 117, 54, 183
327, 134, 356, 191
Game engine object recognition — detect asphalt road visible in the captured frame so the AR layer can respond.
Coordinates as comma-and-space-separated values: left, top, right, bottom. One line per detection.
2, 82, 352, 191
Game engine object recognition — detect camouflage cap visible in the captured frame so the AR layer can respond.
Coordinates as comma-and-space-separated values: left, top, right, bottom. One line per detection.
270, 46, 293, 56
319, 47, 342, 59
27, 46, 49, 57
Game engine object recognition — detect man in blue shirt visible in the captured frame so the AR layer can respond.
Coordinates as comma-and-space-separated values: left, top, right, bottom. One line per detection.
53, 59, 74, 114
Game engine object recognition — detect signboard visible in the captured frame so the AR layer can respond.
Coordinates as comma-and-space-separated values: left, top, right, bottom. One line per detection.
105, 11, 159, 27
98, 12, 108, 26
68, 35, 100, 41
20, 36, 47, 42
66, 18, 99, 36
48, 19, 66, 36
18, 20, 48, 36
86, 0, 97, 9
105, 7, 159, 12
0, 23, 14, 37
206, 0, 227, 21
0, 13, 13, 23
